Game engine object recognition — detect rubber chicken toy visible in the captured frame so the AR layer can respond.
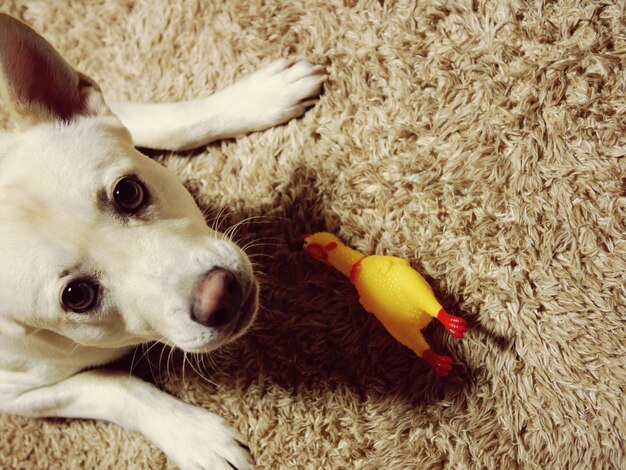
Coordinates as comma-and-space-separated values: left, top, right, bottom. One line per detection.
303, 232, 467, 376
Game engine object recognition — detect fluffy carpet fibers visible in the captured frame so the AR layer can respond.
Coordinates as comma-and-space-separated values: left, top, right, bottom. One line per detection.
1, 1, 624, 468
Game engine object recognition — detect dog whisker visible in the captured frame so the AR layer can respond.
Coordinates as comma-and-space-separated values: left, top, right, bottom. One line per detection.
241, 243, 284, 255
223, 215, 273, 239
143, 340, 168, 385
200, 205, 219, 220
187, 353, 222, 391
136, 340, 165, 367
212, 206, 232, 234
166, 345, 177, 386
157, 342, 170, 382
182, 351, 189, 392
221, 214, 289, 244
128, 345, 141, 377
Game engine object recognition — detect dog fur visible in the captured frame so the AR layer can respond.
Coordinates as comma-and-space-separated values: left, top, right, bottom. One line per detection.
0, 14, 324, 469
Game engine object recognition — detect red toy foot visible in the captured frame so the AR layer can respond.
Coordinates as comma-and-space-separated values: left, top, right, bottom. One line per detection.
437, 309, 467, 339
422, 349, 453, 376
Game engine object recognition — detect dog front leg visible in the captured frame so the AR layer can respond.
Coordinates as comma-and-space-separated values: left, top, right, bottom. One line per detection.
109, 59, 326, 151
7, 369, 252, 470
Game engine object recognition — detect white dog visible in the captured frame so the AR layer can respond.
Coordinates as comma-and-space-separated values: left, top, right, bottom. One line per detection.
0, 14, 325, 469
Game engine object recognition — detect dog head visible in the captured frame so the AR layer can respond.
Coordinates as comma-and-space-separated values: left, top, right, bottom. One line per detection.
0, 15, 258, 356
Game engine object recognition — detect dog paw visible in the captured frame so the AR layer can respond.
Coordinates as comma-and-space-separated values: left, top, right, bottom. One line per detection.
224, 58, 326, 132
159, 409, 253, 470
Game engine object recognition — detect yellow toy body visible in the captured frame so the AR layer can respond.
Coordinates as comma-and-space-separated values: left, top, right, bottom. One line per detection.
303, 232, 467, 376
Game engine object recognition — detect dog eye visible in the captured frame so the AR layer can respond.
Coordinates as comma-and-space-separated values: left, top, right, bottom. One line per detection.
113, 177, 148, 213
62, 280, 99, 313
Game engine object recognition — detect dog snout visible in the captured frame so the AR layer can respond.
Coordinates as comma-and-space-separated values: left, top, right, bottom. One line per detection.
191, 268, 243, 328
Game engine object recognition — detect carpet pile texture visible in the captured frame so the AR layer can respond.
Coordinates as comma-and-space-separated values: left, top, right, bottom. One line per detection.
0, 1, 624, 468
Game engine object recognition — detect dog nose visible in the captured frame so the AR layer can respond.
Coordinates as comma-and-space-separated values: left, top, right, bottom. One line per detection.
192, 268, 243, 328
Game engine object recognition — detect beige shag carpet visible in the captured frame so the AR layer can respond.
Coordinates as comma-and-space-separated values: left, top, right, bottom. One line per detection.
1, 1, 625, 469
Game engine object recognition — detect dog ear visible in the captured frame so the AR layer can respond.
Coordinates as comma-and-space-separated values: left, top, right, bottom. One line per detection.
0, 14, 109, 127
